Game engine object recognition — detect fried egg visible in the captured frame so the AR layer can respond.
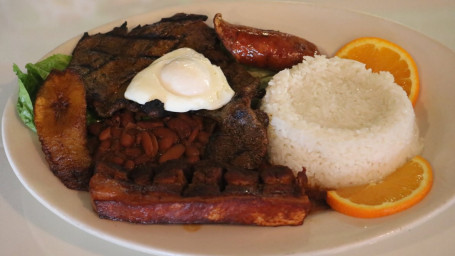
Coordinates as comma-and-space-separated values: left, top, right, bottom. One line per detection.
124, 47, 234, 112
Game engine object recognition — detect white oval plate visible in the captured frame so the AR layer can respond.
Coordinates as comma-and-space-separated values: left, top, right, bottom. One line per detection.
3, 1, 455, 255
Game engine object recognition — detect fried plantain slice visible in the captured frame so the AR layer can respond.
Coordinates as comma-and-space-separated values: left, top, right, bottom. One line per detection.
34, 69, 92, 190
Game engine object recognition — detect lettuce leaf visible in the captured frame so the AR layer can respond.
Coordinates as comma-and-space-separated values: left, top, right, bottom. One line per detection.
13, 54, 72, 132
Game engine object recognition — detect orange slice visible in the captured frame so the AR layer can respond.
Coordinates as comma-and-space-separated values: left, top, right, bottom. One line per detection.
326, 156, 432, 218
336, 37, 419, 106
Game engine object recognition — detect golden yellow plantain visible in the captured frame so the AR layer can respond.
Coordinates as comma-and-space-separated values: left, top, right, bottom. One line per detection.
34, 69, 92, 190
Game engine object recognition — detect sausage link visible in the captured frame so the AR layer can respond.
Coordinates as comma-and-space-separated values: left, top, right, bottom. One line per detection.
213, 13, 318, 70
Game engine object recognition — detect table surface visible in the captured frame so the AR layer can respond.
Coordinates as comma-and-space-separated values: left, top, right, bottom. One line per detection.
1, 0, 454, 255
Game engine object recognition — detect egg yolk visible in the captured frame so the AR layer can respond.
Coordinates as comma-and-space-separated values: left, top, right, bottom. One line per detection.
160, 57, 211, 96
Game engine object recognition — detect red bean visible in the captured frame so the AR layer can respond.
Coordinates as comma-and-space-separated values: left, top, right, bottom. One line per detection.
110, 156, 125, 165
158, 136, 175, 153
120, 132, 135, 147
187, 127, 199, 143
149, 132, 159, 157
123, 147, 142, 158
153, 127, 179, 142
159, 144, 185, 163
166, 117, 192, 139
123, 160, 135, 171
197, 131, 210, 144
185, 144, 200, 157
141, 131, 156, 157
98, 140, 111, 152
99, 127, 111, 141
88, 122, 102, 136
111, 127, 122, 138
186, 155, 200, 163
120, 111, 135, 127
177, 113, 198, 129
135, 154, 151, 165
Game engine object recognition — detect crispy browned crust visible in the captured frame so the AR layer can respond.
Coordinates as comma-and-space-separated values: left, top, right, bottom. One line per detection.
90, 161, 311, 226
34, 69, 92, 190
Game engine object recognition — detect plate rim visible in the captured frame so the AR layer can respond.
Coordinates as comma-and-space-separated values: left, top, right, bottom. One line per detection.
3, 1, 455, 255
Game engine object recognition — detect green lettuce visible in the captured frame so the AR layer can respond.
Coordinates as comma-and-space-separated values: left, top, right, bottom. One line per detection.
13, 54, 72, 132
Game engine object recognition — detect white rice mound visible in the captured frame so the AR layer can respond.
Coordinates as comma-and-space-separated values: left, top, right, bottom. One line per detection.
261, 55, 423, 190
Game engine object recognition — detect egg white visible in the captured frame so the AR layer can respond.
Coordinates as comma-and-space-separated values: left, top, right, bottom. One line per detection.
124, 47, 234, 112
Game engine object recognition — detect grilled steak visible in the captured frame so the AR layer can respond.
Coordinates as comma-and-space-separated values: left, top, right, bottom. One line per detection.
69, 13, 243, 118
90, 160, 311, 226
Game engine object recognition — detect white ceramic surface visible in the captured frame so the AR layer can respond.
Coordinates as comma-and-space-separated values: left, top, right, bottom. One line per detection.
3, 1, 455, 256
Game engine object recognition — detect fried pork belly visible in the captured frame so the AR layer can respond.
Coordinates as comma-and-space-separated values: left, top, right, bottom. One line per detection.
90, 160, 311, 226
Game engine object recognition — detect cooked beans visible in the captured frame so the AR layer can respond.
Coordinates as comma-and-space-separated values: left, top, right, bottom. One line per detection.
90, 110, 215, 170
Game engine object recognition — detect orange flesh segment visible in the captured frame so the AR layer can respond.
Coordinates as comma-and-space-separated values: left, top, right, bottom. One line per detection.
326, 156, 433, 218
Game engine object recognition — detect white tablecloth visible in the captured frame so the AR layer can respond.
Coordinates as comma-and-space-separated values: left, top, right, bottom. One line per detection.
1, 0, 454, 255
